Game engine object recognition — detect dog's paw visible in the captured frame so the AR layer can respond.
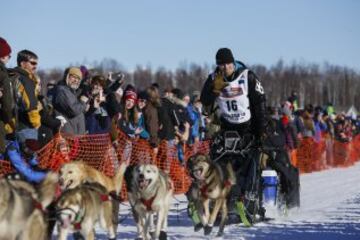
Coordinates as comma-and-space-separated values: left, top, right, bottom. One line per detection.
194, 223, 203, 232
216, 230, 224, 237
159, 231, 167, 240
150, 231, 156, 239
204, 225, 213, 235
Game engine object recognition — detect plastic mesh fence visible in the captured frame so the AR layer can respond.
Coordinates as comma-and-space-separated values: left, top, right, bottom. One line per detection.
0, 131, 359, 194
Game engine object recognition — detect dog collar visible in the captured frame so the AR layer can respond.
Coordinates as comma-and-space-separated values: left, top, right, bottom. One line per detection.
33, 200, 45, 212
73, 209, 85, 230
200, 183, 209, 199
100, 194, 111, 202
200, 179, 232, 199
56, 207, 84, 230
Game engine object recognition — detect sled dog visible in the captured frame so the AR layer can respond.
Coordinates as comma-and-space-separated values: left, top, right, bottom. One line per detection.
59, 161, 127, 194
59, 161, 127, 234
56, 181, 116, 240
0, 173, 58, 240
128, 164, 173, 240
186, 153, 235, 236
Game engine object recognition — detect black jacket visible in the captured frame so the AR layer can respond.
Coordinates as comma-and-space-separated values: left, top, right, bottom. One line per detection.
0, 62, 15, 152
158, 97, 176, 141
200, 61, 266, 138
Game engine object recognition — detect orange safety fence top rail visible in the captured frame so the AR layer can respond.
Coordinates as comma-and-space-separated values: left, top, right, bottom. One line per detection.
0, 130, 359, 198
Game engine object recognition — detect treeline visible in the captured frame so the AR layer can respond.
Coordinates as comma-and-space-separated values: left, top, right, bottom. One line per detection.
38, 58, 360, 111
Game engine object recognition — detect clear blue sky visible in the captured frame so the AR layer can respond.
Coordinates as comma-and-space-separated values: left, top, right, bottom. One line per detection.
1, 0, 359, 71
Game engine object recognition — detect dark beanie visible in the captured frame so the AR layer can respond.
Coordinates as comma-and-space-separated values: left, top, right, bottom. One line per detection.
0, 37, 11, 58
138, 90, 149, 101
216, 48, 234, 65
171, 88, 184, 99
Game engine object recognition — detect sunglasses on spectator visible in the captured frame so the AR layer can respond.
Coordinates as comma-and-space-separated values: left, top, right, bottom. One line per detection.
29, 61, 38, 66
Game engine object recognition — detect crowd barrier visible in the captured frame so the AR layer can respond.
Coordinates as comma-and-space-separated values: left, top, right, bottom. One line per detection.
0, 130, 359, 198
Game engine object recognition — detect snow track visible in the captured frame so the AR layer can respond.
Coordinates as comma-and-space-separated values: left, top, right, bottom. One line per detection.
55, 162, 360, 239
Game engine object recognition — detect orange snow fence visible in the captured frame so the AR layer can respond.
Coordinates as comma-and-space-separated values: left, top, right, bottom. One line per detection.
1, 130, 359, 196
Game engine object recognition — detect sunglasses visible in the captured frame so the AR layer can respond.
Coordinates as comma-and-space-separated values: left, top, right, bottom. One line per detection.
29, 61, 38, 66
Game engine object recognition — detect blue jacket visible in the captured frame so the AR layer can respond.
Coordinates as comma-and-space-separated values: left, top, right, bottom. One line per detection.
6, 141, 46, 183
186, 104, 200, 143
119, 114, 149, 139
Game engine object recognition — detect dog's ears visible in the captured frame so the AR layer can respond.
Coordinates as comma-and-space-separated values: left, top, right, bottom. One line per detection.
187, 154, 197, 169
205, 154, 212, 162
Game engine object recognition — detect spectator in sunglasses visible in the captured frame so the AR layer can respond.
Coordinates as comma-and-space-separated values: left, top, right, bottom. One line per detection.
3, 49, 49, 183
12, 50, 42, 153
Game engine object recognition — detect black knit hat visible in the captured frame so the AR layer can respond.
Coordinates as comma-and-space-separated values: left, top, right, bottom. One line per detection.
138, 90, 149, 101
171, 88, 184, 99
216, 48, 235, 65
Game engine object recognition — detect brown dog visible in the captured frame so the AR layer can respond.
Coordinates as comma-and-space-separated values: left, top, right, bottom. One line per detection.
56, 181, 116, 240
58, 161, 127, 235
187, 153, 235, 236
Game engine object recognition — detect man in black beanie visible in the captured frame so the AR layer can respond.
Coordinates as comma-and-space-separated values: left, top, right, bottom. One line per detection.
197, 48, 267, 226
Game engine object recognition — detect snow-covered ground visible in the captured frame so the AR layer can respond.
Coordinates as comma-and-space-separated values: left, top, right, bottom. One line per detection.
57, 162, 360, 239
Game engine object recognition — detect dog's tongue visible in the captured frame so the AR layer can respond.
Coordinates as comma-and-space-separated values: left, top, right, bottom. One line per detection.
139, 179, 147, 189
61, 218, 71, 229
194, 169, 202, 178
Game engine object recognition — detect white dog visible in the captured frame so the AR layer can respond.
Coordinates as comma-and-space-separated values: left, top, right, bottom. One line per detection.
129, 164, 173, 240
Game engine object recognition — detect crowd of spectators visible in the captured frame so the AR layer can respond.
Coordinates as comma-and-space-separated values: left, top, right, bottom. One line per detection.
1, 38, 360, 181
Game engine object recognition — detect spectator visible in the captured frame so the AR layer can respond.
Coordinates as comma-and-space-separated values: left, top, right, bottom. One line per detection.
158, 87, 176, 142
157, 87, 177, 172
85, 75, 111, 134
13, 50, 41, 154
334, 115, 349, 142
36, 76, 62, 147
53, 67, 89, 135
6, 48, 48, 182
186, 94, 201, 144
118, 88, 148, 139
192, 94, 206, 141
322, 111, 335, 138
171, 88, 191, 164
46, 79, 57, 103
302, 109, 315, 138
287, 90, 299, 111
142, 87, 160, 154
313, 111, 327, 143
0, 37, 14, 155
280, 103, 299, 150
293, 109, 305, 139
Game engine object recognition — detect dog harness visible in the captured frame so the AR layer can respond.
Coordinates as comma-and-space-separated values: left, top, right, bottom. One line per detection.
140, 195, 157, 211
199, 179, 232, 199
140, 180, 173, 211
199, 163, 233, 199
33, 199, 45, 212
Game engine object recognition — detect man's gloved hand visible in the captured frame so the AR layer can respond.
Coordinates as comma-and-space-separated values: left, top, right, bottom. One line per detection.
56, 116, 67, 127
212, 73, 228, 95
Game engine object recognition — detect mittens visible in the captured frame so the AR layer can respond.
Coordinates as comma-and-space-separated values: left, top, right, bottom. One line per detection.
213, 73, 228, 95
